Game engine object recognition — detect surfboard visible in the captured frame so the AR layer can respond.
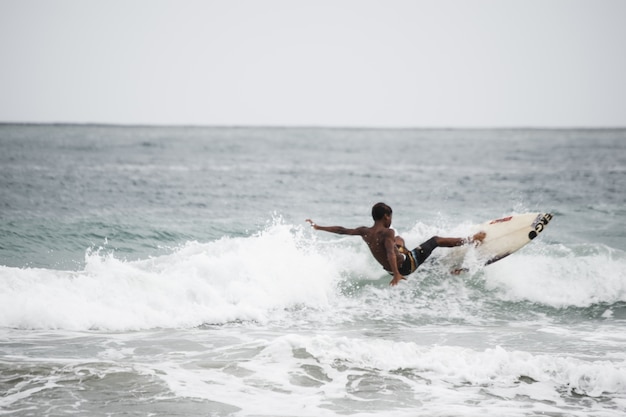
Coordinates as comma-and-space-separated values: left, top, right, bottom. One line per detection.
445, 212, 553, 269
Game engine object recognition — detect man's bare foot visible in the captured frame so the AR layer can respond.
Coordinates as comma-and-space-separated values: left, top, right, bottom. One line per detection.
472, 231, 486, 245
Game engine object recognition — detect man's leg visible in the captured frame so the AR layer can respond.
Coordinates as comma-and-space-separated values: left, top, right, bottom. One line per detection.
434, 231, 486, 247
413, 232, 485, 267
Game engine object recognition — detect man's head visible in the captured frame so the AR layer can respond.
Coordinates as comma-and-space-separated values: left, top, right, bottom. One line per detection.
372, 202, 392, 221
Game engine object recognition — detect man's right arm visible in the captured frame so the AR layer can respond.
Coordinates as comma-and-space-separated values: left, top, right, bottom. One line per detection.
305, 219, 365, 236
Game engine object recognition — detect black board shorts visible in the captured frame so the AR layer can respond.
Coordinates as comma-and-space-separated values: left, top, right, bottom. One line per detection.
398, 237, 438, 276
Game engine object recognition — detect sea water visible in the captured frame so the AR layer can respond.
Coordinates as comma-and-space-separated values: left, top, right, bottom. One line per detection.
1, 125, 625, 416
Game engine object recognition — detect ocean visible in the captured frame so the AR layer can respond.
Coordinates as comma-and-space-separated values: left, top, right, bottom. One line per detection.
1, 124, 625, 416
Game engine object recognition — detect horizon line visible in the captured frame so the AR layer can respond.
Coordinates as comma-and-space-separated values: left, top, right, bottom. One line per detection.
2, 121, 625, 131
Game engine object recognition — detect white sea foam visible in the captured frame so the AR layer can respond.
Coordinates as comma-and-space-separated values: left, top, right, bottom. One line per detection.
0, 222, 348, 330
150, 333, 626, 416
1, 221, 624, 331
484, 243, 626, 307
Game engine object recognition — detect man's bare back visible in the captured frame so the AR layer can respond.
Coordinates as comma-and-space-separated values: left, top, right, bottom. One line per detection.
307, 202, 485, 286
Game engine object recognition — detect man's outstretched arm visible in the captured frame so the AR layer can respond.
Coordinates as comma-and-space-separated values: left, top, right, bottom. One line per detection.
305, 219, 365, 236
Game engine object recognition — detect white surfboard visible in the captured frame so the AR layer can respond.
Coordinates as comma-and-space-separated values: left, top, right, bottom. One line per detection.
445, 212, 553, 268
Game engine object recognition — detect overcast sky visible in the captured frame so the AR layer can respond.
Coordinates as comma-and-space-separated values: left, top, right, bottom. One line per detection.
1, 0, 625, 128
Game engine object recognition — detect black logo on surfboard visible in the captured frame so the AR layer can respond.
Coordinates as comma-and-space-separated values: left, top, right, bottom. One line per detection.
529, 213, 552, 240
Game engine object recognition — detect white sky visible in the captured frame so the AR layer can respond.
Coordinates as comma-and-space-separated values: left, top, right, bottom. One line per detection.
1, 0, 625, 128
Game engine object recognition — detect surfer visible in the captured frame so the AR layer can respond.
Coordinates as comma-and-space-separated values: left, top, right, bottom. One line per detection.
306, 202, 485, 286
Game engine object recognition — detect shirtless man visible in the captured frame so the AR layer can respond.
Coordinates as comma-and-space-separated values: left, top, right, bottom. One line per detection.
306, 202, 485, 286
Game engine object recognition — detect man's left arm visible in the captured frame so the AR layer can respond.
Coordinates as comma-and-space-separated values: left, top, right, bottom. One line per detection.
384, 229, 405, 286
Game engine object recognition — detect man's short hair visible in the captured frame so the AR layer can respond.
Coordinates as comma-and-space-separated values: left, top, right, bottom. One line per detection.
372, 202, 392, 220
